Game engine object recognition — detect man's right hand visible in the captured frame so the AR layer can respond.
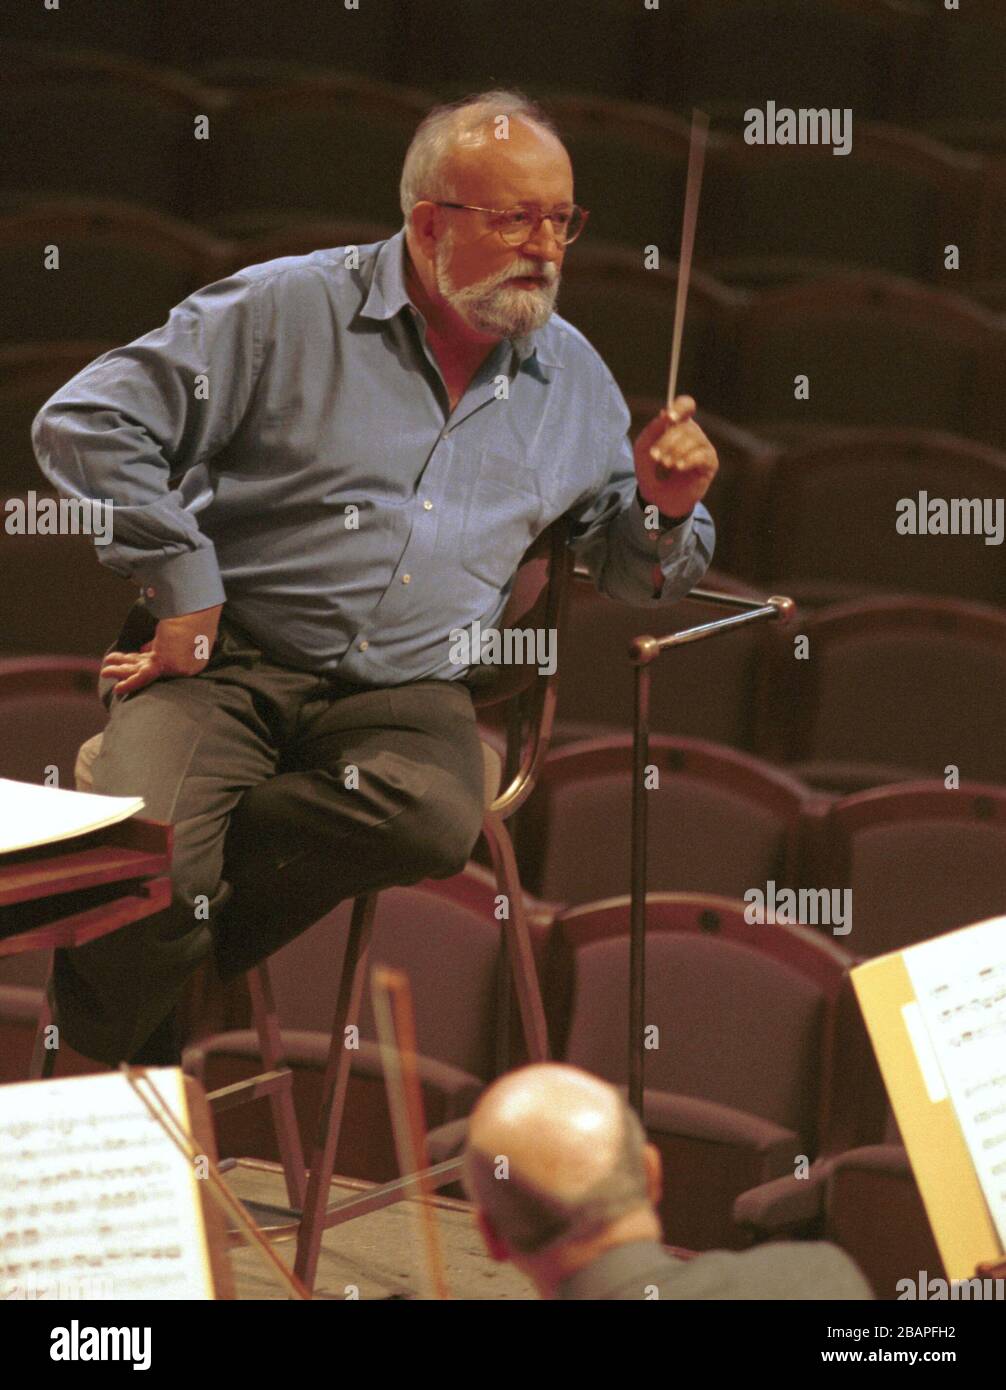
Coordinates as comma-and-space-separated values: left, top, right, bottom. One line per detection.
101, 603, 224, 696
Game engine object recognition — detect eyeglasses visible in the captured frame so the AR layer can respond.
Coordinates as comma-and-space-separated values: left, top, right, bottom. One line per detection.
433, 202, 589, 246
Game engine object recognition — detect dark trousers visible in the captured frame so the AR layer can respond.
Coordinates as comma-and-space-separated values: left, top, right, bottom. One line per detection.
52, 608, 486, 1065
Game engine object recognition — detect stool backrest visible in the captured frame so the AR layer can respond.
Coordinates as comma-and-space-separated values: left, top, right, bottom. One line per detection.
468, 518, 574, 818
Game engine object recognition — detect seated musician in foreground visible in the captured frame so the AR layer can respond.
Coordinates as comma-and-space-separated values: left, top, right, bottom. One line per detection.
462, 1064, 873, 1300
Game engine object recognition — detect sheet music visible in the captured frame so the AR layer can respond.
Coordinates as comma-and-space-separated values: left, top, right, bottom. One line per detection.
903, 916, 1006, 1247
0, 1069, 214, 1300
0, 779, 144, 855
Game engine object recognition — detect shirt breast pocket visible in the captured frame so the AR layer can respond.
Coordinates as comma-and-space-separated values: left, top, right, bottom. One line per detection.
461, 453, 544, 588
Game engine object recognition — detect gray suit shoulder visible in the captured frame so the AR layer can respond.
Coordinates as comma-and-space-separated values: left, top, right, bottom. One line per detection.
653, 1240, 874, 1301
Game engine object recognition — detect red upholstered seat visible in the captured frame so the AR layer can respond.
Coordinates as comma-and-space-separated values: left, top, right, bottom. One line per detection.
517, 735, 813, 906
184, 865, 556, 1182
545, 892, 853, 1250
755, 596, 1006, 791
810, 783, 1006, 958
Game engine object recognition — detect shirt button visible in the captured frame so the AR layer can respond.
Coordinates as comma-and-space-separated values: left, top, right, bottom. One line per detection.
358, 639, 369, 651
423, 500, 433, 511
401, 573, 411, 584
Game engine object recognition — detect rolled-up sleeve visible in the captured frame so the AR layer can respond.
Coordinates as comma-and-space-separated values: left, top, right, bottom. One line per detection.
566, 371, 715, 605
31, 272, 264, 619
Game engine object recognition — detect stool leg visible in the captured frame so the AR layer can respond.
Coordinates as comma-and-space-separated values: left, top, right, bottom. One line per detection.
494, 937, 512, 1076
482, 810, 549, 1063
294, 891, 378, 1292
247, 963, 307, 1211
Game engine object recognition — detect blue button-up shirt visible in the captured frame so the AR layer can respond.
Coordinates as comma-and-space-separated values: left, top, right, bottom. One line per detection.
33, 230, 715, 684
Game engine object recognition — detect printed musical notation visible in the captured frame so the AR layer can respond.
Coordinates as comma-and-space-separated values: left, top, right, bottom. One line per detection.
0, 1069, 214, 1300
905, 917, 1006, 1246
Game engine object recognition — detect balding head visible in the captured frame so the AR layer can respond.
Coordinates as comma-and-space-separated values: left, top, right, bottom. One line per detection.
462, 1065, 653, 1256
399, 89, 568, 220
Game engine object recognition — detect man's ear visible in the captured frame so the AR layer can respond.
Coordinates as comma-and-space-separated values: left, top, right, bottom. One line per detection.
408, 200, 440, 261
475, 1207, 509, 1264
643, 1142, 663, 1208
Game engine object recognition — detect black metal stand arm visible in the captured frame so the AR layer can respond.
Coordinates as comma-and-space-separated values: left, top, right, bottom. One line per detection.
624, 588, 796, 1116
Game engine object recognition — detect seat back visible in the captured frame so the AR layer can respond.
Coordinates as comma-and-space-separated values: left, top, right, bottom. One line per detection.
0, 199, 223, 345
0, 342, 115, 494
550, 893, 852, 1145
193, 78, 428, 229
0, 657, 105, 787
750, 429, 1006, 602
758, 596, 1006, 784
700, 123, 989, 287
647, 0, 919, 119
213, 218, 395, 270
265, 866, 524, 1081
520, 734, 812, 905
557, 570, 772, 751
813, 782, 1006, 958
555, 244, 741, 406
731, 275, 1004, 447
0, 49, 205, 213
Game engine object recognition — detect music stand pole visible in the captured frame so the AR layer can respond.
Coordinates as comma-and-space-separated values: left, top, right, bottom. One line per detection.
629, 658, 653, 1118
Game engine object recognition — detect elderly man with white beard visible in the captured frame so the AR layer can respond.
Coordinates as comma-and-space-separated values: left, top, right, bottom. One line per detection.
32, 89, 716, 1069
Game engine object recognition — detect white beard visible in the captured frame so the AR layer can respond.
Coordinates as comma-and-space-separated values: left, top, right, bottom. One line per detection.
434, 234, 560, 337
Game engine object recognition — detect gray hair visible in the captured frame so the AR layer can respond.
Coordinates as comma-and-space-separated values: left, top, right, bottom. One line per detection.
462, 1094, 650, 1256
399, 88, 562, 221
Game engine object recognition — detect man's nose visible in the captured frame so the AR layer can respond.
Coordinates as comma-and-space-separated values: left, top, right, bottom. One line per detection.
522, 217, 564, 262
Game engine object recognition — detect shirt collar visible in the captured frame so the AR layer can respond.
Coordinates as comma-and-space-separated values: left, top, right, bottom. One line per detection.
556, 1241, 678, 1301
358, 229, 559, 371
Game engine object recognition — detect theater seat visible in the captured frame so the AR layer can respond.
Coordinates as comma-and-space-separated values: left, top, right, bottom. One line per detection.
729, 274, 1004, 449
545, 893, 853, 1250
556, 245, 741, 409
517, 735, 812, 906
0, 49, 205, 213
0, 657, 104, 788
747, 429, 1006, 606
810, 783, 1006, 958
698, 123, 989, 290
555, 567, 774, 752
734, 1144, 940, 1300
755, 597, 1006, 791
191, 78, 427, 233
183, 867, 556, 1181
0, 342, 115, 495
0, 526, 134, 659
0, 200, 223, 345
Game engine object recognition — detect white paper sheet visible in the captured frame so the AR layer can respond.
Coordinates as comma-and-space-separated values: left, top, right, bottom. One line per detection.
903, 916, 1006, 1247
0, 1069, 214, 1300
0, 779, 144, 855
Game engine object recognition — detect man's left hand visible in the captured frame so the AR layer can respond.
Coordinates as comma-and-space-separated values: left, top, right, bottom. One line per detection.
634, 395, 719, 520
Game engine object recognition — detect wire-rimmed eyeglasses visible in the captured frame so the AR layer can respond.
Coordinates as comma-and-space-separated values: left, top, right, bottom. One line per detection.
432, 202, 589, 246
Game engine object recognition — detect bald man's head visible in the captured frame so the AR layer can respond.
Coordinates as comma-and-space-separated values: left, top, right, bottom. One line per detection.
462, 1065, 651, 1256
